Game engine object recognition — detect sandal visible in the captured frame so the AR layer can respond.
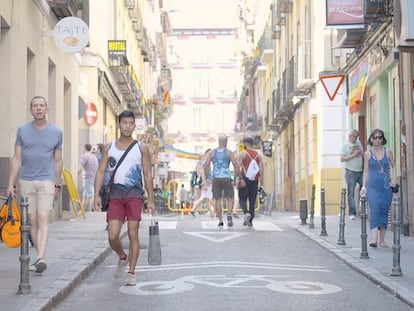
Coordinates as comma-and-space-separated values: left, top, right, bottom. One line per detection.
379, 242, 389, 248
369, 242, 377, 248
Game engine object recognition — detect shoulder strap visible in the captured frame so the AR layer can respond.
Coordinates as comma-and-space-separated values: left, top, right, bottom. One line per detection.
108, 140, 138, 184
7, 193, 13, 220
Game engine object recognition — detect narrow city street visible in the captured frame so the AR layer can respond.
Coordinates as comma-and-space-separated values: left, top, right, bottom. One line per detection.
54, 213, 412, 311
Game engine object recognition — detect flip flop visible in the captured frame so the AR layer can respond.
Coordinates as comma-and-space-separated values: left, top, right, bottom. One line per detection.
369, 242, 377, 248
379, 242, 389, 248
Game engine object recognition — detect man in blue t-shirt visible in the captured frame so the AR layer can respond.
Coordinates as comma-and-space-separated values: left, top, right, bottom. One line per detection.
7, 96, 63, 274
203, 136, 244, 228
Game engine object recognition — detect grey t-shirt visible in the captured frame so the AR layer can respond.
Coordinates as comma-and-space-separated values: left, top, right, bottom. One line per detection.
16, 122, 63, 181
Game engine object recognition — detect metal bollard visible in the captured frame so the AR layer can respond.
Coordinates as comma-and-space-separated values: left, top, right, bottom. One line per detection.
299, 199, 308, 225
337, 188, 346, 245
360, 196, 369, 259
320, 188, 328, 236
309, 184, 315, 229
391, 196, 403, 276
17, 196, 31, 295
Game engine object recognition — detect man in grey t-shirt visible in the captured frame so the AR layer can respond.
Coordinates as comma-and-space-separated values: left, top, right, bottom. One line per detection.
340, 129, 363, 219
7, 96, 63, 274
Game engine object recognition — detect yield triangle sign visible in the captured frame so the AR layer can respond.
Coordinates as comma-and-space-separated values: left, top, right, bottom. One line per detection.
320, 74, 345, 101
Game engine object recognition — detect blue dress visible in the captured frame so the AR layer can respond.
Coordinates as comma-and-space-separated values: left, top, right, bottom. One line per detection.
366, 149, 392, 230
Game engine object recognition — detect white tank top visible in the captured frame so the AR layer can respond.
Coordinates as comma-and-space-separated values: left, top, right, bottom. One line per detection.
108, 141, 143, 188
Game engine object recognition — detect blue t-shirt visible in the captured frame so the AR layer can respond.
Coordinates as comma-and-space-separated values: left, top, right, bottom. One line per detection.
16, 122, 63, 181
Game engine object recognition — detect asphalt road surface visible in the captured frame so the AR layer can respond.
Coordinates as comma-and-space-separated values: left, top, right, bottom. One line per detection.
54, 213, 412, 311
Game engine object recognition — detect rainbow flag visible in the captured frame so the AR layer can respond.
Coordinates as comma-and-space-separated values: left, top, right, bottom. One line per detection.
164, 144, 199, 160
252, 47, 260, 66
163, 91, 170, 105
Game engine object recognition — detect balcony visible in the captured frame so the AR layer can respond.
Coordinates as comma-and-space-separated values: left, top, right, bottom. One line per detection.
278, 0, 293, 14
272, 2, 286, 26
47, 0, 78, 19
257, 29, 274, 64
140, 29, 150, 62
272, 26, 281, 40
255, 65, 268, 78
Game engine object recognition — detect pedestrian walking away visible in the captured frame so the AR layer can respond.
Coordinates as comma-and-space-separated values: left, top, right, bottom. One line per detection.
93, 110, 155, 286
203, 135, 244, 228
189, 149, 215, 217
7, 95, 63, 274
237, 137, 264, 227
360, 129, 397, 248
178, 184, 187, 209
78, 143, 99, 212
340, 129, 364, 220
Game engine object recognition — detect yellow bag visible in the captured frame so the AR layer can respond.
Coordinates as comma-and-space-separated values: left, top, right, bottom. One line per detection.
0, 194, 21, 248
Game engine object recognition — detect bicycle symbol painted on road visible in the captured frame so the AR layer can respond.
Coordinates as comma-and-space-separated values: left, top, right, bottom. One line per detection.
119, 274, 342, 296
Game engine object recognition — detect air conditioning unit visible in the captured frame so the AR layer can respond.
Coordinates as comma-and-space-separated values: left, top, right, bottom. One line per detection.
394, 0, 414, 50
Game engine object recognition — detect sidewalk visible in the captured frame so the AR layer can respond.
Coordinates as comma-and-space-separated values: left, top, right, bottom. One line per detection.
1, 212, 414, 310
0, 212, 128, 311
293, 214, 414, 308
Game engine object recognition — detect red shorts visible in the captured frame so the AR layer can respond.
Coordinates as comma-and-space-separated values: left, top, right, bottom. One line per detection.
106, 197, 143, 222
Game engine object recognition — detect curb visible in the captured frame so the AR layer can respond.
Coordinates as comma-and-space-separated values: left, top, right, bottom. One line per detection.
19, 230, 128, 311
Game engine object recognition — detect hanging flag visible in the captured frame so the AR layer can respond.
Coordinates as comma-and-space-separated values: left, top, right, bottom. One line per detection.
163, 91, 170, 105
164, 145, 199, 160
252, 48, 260, 66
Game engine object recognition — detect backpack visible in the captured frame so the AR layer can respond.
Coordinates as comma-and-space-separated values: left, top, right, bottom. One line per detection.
243, 150, 260, 181
0, 194, 21, 248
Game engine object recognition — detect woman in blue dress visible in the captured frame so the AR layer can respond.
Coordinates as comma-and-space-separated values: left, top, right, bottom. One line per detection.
360, 129, 397, 248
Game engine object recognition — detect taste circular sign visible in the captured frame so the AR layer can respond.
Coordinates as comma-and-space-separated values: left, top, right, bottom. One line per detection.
53, 17, 89, 53
83, 102, 98, 126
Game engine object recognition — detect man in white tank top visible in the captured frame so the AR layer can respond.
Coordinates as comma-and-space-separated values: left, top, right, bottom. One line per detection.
94, 110, 154, 286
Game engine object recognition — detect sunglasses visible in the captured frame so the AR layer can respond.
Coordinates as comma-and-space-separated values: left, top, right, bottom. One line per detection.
372, 135, 383, 140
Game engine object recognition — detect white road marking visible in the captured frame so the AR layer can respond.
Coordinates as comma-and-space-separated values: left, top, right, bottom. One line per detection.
201, 220, 283, 231
119, 273, 342, 296
251, 220, 283, 231
157, 221, 177, 229
184, 231, 248, 243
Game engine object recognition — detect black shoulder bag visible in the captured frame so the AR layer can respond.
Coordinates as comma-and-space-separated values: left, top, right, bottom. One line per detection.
101, 140, 138, 211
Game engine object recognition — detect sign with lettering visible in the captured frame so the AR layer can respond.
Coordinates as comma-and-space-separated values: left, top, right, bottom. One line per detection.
53, 17, 89, 53
262, 141, 273, 157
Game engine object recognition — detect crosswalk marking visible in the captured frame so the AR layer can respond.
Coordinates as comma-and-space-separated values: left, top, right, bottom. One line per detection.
153, 220, 283, 232
157, 221, 177, 230
252, 220, 283, 231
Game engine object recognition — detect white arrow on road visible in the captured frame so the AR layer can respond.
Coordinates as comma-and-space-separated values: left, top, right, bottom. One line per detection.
184, 231, 248, 243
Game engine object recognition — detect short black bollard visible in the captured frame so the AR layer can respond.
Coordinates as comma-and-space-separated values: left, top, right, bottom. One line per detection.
320, 188, 328, 236
309, 184, 315, 229
17, 196, 31, 295
299, 199, 308, 225
337, 188, 346, 245
391, 196, 403, 276
360, 196, 369, 259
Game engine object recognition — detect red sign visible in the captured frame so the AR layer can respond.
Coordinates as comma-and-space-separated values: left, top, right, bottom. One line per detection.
83, 102, 97, 125
326, 0, 364, 27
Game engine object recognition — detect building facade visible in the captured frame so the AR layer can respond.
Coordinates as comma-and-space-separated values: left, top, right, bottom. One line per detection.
0, 0, 169, 220
239, 0, 414, 236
